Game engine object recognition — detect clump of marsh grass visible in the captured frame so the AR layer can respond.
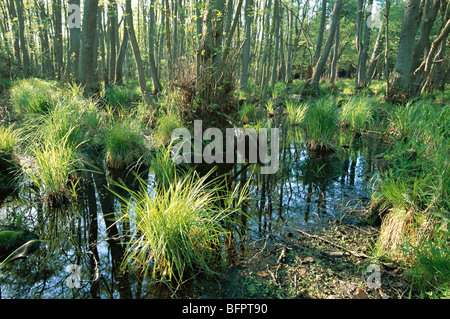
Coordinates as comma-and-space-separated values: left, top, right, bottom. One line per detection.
285, 99, 307, 126
10, 78, 59, 118
152, 112, 182, 146
304, 97, 338, 153
371, 100, 449, 268
24, 132, 83, 209
105, 117, 148, 170
340, 97, 375, 134
238, 102, 257, 124
0, 126, 21, 187
115, 170, 249, 287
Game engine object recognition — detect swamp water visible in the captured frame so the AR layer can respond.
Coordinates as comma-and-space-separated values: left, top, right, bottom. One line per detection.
0, 128, 386, 299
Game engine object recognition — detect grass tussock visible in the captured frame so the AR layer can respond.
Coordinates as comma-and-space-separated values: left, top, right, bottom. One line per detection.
105, 117, 148, 170
116, 170, 249, 287
10, 78, 59, 117
304, 97, 338, 153
339, 96, 375, 134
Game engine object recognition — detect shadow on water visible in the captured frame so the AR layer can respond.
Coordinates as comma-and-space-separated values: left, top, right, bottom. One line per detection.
0, 127, 386, 299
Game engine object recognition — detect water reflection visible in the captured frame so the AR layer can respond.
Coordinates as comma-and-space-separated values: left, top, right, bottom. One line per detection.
0, 129, 385, 299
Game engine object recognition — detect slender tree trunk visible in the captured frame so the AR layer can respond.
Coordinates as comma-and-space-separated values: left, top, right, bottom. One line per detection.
310, 0, 343, 89
108, 0, 117, 84
125, 0, 152, 106
384, 0, 390, 98
390, 0, 421, 95
410, 0, 439, 94
15, 0, 29, 77
149, 0, 162, 94
115, 13, 128, 85
313, 0, 327, 65
330, 20, 340, 84
53, 0, 63, 78
68, 0, 81, 80
271, 0, 280, 86
79, 0, 99, 93
356, 0, 373, 88
8, 0, 21, 77
366, 20, 384, 84
239, 0, 254, 91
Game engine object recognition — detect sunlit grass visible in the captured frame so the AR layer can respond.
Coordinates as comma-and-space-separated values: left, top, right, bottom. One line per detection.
340, 96, 375, 134
285, 99, 307, 126
152, 112, 182, 146
0, 126, 21, 184
238, 101, 257, 124
115, 170, 250, 286
304, 97, 338, 153
24, 132, 83, 206
105, 117, 147, 170
10, 78, 59, 117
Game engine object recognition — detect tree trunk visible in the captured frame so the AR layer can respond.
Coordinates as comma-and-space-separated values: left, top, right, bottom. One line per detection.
108, 0, 117, 84
271, 0, 280, 86
239, 0, 254, 91
330, 20, 340, 84
15, 0, 29, 77
125, 0, 152, 106
356, 0, 373, 88
53, 0, 63, 78
366, 20, 384, 84
67, 0, 81, 80
384, 0, 390, 98
310, 0, 343, 89
410, 0, 440, 94
390, 0, 421, 95
149, 0, 162, 94
79, 0, 99, 93
313, 0, 327, 65
115, 12, 128, 86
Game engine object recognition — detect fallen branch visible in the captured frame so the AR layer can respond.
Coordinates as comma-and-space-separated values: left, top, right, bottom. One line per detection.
292, 228, 370, 259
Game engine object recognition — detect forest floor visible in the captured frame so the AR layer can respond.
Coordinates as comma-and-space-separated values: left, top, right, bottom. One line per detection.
193, 208, 416, 299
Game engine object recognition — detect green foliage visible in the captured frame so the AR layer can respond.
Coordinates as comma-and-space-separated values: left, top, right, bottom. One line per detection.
0, 126, 18, 156
152, 112, 182, 146
238, 101, 257, 124
304, 97, 338, 152
105, 117, 147, 169
116, 170, 249, 286
24, 131, 82, 199
285, 99, 308, 126
409, 236, 450, 298
340, 96, 375, 133
10, 78, 59, 117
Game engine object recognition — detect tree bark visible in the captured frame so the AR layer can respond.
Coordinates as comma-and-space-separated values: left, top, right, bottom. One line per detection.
313, 0, 327, 65
67, 0, 81, 80
53, 0, 63, 78
390, 0, 421, 95
310, 0, 343, 89
125, 0, 152, 106
15, 0, 29, 77
108, 0, 117, 84
115, 11, 128, 85
149, 0, 162, 94
239, 0, 254, 91
79, 0, 99, 93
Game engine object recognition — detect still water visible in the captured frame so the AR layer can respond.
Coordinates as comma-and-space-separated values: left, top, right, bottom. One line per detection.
0, 129, 385, 299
